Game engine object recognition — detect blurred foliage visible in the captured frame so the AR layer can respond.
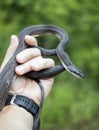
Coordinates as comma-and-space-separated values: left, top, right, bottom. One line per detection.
0, 0, 99, 130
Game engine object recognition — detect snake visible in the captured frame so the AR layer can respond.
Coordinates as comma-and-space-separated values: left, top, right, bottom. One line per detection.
0, 25, 84, 129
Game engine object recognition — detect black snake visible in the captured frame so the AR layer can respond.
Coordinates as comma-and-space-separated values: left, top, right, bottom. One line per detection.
0, 25, 84, 130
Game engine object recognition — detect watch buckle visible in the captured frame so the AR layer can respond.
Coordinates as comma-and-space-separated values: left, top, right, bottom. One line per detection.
10, 94, 17, 105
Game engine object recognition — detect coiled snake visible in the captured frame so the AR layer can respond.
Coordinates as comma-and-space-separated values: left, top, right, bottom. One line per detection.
0, 25, 84, 130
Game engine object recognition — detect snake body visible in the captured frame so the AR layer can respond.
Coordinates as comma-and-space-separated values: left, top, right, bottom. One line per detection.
0, 25, 84, 111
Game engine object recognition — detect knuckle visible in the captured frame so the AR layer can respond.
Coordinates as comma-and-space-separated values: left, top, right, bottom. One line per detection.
49, 59, 55, 66
29, 48, 41, 56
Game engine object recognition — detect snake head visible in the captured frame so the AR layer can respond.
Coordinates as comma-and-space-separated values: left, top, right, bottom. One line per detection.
66, 64, 85, 78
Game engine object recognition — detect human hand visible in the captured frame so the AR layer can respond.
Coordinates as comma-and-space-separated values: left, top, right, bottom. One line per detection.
0, 35, 55, 105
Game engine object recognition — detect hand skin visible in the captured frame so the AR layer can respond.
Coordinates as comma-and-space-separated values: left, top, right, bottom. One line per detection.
0, 35, 55, 130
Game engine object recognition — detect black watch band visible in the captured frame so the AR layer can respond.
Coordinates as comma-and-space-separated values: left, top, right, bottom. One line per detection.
5, 94, 39, 116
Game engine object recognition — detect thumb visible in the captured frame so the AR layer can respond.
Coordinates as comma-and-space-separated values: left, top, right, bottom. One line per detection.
0, 35, 19, 72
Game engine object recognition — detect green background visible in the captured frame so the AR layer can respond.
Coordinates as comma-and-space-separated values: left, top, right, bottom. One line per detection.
0, 0, 99, 130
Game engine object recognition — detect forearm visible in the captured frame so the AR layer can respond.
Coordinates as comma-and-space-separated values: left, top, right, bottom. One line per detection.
0, 105, 33, 130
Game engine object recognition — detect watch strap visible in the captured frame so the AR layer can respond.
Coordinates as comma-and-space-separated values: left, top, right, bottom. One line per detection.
5, 94, 39, 116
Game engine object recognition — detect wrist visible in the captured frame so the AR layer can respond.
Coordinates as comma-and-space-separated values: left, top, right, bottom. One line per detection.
0, 105, 33, 130
2, 105, 33, 119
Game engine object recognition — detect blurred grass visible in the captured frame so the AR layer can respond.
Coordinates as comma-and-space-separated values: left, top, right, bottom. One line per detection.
40, 77, 99, 130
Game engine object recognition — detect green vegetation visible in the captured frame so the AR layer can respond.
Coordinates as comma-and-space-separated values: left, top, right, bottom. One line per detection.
0, 0, 99, 130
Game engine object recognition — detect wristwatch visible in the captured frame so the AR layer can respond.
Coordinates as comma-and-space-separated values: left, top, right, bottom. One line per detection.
5, 94, 39, 116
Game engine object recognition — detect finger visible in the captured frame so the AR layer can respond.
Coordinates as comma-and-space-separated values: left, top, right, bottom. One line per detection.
25, 35, 37, 46
0, 35, 19, 71
15, 56, 55, 75
16, 48, 41, 63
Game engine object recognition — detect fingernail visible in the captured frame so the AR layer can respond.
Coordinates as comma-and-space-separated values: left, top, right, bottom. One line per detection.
11, 35, 15, 44
10, 35, 19, 48
25, 35, 34, 42
16, 54, 25, 62
25, 35, 37, 45
16, 66, 24, 74
11, 35, 17, 43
